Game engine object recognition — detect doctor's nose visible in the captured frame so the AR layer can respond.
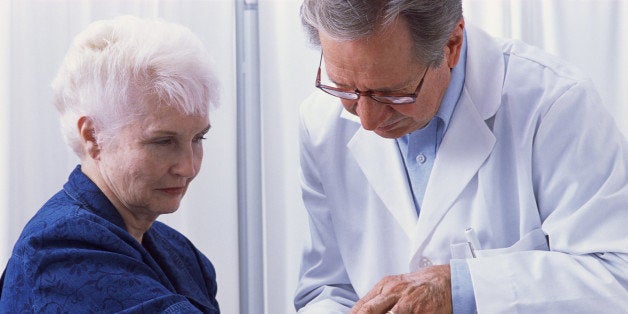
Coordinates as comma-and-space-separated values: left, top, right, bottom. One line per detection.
353, 98, 391, 131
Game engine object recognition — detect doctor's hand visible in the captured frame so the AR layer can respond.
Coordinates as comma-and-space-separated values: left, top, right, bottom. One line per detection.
349, 264, 452, 314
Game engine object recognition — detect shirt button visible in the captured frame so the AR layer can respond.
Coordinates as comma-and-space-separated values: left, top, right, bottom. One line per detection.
419, 257, 432, 268
416, 154, 426, 164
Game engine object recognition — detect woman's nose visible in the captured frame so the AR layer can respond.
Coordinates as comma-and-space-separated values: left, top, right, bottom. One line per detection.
172, 146, 199, 178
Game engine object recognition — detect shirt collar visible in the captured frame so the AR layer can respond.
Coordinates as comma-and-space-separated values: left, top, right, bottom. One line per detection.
435, 29, 467, 137
400, 30, 468, 147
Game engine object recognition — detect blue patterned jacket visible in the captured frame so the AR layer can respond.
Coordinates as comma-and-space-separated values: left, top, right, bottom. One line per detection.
0, 166, 220, 313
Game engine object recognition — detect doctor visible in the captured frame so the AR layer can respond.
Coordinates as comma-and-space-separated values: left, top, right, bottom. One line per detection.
294, 0, 628, 313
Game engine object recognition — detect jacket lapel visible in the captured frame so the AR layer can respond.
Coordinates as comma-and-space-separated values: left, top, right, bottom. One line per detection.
416, 91, 496, 239
346, 120, 418, 239
407, 25, 504, 266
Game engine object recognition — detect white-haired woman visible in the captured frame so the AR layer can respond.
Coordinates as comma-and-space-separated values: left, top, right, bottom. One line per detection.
0, 15, 220, 313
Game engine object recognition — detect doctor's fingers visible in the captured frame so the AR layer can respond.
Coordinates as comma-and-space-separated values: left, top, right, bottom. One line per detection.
352, 281, 450, 314
349, 274, 411, 314
350, 293, 398, 314
351, 266, 453, 314
389, 284, 453, 314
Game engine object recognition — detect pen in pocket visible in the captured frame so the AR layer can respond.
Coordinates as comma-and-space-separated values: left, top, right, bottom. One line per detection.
465, 227, 481, 258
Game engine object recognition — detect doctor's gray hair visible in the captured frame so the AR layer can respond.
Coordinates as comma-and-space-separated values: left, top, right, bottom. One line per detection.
300, 0, 462, 66
51, 15, 220, 157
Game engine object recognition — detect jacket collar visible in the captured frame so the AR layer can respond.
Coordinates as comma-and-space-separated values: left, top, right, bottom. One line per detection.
63, 165, 127, 230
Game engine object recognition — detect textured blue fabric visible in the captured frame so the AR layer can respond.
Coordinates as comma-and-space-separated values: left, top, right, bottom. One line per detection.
0, 165, 220, 313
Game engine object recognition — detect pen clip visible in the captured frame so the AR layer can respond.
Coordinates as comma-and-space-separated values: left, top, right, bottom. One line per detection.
467, 241, 477, 258
465, 227, 481, 258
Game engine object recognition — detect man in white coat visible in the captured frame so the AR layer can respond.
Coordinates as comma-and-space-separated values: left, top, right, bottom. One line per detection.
294, 0, 628, 313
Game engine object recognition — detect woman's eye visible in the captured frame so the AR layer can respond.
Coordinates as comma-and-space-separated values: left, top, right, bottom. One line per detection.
193, 135, 207, 143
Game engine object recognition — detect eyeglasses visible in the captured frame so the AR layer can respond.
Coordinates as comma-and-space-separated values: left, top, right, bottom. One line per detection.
315, 52, 430, 105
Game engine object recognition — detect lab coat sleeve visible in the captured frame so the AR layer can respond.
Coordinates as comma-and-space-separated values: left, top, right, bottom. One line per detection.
468, 79, 628, 312
294, 99, 359, 313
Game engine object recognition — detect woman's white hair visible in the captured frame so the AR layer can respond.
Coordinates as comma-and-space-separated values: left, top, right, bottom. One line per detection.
51, 15, 220, 157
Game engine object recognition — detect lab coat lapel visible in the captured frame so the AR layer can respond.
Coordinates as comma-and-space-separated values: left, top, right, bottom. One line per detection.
410, 92, 496, 265
407, 25, 503, 266
425, 92, 496, 224
346, 121, 418, 239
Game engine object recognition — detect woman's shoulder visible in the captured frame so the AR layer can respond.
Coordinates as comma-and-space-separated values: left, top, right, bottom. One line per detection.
14, 190, 139, 261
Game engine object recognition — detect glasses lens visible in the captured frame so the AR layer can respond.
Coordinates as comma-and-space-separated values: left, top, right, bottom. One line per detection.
318, 85, 358, 100
370, 95, 416, 104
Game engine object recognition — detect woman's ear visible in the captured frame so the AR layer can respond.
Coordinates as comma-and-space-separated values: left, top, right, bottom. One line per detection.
78, 116, 100, 159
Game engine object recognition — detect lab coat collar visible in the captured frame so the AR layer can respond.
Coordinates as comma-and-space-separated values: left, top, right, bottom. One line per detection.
463, 24, 503, 120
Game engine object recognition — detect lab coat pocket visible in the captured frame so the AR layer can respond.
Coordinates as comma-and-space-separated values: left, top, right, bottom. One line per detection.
475, 228, 549, 258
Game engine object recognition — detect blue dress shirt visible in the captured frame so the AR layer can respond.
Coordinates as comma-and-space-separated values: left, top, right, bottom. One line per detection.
0, 165, 220, 313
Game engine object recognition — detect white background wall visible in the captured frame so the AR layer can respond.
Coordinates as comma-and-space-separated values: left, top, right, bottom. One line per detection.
462, 0, 628, 137
258, 2, 316, 312
1, 1, 627, 314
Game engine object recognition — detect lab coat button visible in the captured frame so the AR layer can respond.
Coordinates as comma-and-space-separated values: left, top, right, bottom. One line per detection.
418, 257, 432, 267
416, 154, 426, 164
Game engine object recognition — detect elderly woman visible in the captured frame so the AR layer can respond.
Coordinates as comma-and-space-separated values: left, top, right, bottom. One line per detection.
0, 16, 220, 312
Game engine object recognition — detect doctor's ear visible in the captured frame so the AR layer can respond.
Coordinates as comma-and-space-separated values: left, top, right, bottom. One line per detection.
78, 116, 101, 159
445, 18, 465, 69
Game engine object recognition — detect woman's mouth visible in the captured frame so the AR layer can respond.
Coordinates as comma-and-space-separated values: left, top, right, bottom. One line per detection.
158, 187, 186, 196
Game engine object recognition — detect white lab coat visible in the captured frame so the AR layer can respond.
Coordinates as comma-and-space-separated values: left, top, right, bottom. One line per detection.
295, 25, 628, 313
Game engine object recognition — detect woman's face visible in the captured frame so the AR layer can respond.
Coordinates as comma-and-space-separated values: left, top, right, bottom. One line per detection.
96, 104, 210, 221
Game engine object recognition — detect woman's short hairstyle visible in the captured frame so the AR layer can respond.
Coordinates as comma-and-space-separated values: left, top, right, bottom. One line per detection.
300, 0, 463, 66
52, 15, 220, 157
